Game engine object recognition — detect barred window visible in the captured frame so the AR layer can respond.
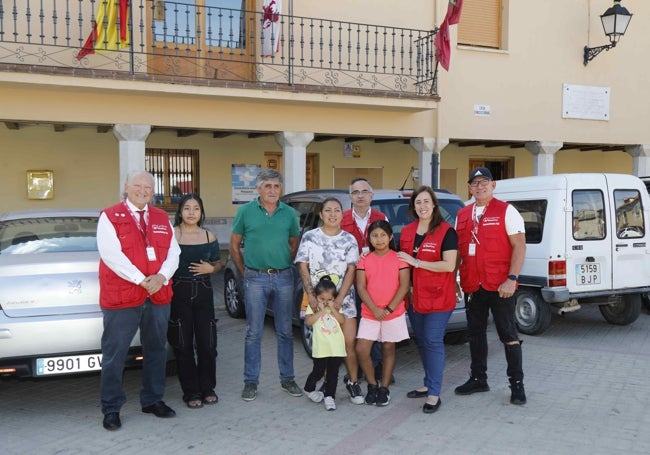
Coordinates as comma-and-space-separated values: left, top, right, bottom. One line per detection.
145, 148, 199, 210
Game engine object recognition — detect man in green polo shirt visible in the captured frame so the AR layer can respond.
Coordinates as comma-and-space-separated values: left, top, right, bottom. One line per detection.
229, 168, 302, 401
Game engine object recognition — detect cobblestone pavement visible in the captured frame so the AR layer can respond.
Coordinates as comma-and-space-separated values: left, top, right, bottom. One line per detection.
2, 273, 650, 455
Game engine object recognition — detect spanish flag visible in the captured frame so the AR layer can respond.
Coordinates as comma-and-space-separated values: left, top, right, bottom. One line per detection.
76, 0, 130, 60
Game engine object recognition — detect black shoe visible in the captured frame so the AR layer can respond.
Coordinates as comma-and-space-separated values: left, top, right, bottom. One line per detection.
455, 377, 490, 395
407, 389, 428, 399
509, 380, 527, 405
102, 412, 121, 431
365, 383, 378, 405
142, 401, 176, 418
423, 398, 442, 414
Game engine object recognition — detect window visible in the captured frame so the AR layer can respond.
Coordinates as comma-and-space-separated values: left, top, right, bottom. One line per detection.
146, 149, 199, 210
614, 189, 645, 239
153, 0, 247, 48
507, 200, 547, 244
0, 217, 98, 255
572, 190, 605, 240
458, 0, 502, 49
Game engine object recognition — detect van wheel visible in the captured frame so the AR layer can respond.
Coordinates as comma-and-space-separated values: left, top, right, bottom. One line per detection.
642, 294, 650, 312
514, 287, 552, 335
301, 320, 313, 358
599, 293, 642, 325
224, 270, 245, 318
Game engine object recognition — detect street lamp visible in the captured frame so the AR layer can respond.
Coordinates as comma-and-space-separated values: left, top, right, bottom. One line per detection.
583, 0, 632, 66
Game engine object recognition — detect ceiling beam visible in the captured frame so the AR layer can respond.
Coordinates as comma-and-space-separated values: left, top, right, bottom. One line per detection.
53, 124, 65, 132
248, 132, 273, 139
4, 122, 19, 130
177, 129, 198, 137
213, 131, 233, 139
97, 125, 111, 133
314, 135, 340, 142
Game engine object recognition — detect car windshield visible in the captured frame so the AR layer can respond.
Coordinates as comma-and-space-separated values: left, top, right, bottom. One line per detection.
0, 216, 98, 254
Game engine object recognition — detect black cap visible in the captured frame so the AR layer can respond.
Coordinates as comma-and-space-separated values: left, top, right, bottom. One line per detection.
468, 167, 493, 183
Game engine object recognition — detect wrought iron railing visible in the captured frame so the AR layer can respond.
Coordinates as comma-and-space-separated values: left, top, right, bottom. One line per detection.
0, 0, 438, 97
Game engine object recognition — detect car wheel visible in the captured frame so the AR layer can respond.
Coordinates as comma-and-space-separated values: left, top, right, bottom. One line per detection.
599, 293, 642, 326
301, 319, 313, 358
443, 330, 468, 345
514, 287, 552, 335
224, 269, 245, 318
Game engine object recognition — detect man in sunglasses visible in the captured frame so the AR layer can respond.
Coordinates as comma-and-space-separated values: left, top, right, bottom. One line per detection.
454, 167, 527, 405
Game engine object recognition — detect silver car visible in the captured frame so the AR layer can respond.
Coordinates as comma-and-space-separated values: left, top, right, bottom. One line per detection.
0, 209, 143, 377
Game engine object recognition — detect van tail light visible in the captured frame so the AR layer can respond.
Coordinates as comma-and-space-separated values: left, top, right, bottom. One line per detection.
548, 260, 567, 287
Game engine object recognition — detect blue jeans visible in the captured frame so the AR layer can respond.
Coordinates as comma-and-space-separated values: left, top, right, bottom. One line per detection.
409, 309, 452, 396
100, 299, 170, 414
243, 267, 295, 385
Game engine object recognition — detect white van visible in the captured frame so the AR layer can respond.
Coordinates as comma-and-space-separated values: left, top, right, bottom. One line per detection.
493, 173, 650, 335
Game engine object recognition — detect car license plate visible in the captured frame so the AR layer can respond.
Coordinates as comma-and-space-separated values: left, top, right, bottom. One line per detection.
575, 262, 601, 285
36, 353, 103, 376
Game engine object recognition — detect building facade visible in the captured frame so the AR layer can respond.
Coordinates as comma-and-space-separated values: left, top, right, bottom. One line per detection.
0, 0, 647, 221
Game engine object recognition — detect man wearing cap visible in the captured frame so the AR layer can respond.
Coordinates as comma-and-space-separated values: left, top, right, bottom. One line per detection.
454, 167, 527, 405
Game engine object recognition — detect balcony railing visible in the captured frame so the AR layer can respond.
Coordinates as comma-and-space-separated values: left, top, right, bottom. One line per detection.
0, 0, 438, 97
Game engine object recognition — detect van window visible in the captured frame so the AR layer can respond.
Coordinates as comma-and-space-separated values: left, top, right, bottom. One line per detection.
506, 200, 547, 244
572, 190, 605, 240
288, 202, 321, 235
614, 189, 645, 239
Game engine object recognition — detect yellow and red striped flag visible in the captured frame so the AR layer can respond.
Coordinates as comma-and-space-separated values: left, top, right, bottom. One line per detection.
77, 0, 130, 60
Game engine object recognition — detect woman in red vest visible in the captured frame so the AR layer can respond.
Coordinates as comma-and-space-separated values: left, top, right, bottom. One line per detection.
398, 186, 458, 414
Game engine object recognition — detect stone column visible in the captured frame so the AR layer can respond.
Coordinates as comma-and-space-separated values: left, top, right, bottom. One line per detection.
275, 131, 314, 194
410, 137, 435, 187
625, 145, 650, 177
524, 141, 563, 176
113, 124, 151, 196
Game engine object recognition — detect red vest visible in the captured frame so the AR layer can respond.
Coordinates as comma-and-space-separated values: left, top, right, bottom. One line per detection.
400, 221, 457, 313
456, 198, 513, 293
341, 208, 386, 253
99, 203, 174, 309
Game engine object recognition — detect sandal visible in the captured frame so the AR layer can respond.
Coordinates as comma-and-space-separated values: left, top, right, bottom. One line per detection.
184, 393, 204, 409
203, 391, 219, 405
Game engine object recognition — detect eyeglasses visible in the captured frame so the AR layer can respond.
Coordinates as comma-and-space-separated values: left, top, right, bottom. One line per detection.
350, 190, 372, 196
469, 179, 491, 188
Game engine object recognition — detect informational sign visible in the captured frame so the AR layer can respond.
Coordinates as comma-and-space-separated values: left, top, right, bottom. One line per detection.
562, 84, 610, 121
232, 164, 261, 204
474, 104, 491, 116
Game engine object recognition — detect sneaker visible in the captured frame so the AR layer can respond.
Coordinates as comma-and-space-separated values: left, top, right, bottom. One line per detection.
454, 377, 490, 395
281, 380, 303, 397
305, 389, 324, 403
241, 383, 257, 401
346, 381, 365, 405
323, 396, 336, 411
376, 387, 391, 406
365, 383, 378, 405
509, 380, 527, 405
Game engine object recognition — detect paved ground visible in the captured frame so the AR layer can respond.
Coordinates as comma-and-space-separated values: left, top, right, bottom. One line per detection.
2, 273, 650, 455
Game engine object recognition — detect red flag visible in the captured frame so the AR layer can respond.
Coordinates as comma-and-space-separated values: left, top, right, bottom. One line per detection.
434, 20, 451, 71
434, 0, 464, 71
447, 0, 464, 25
77, 0, 130, 60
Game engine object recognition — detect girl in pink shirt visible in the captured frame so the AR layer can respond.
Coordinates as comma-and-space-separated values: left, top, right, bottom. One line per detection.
355, 220, 410, 406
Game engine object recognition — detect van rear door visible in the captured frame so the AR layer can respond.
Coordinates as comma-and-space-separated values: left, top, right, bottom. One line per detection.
567, 175, 612, 292
607, 174, 650, 289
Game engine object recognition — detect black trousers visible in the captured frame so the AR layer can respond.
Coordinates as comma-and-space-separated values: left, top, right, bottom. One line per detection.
304, 357, 344, 398
168, 276, 217, 400
465, 286, 523, 382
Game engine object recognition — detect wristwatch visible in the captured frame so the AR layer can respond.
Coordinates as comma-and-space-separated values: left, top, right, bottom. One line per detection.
507, 274, 518, 281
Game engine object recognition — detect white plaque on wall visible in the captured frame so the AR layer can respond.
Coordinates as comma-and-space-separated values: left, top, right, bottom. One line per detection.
562, 84, 610, 121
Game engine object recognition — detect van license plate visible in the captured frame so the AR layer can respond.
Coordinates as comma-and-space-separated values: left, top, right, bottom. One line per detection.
575, 263, 601, 285
36, 354, 103, 376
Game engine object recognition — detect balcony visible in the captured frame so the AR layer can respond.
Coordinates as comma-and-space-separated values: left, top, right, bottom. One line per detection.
0, 0, 438, 98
